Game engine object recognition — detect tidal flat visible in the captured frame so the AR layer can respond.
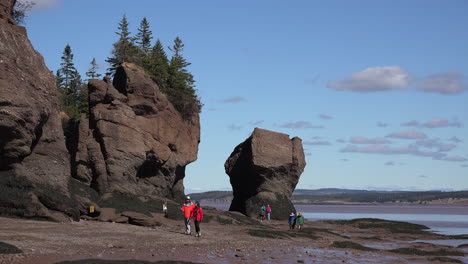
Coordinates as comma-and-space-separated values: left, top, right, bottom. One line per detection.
0, 207, 467, 264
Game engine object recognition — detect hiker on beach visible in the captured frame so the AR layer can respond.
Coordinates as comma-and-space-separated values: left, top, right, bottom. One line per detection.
163, 201, 168, 218
295, 212, 304, 229
288, 212, 296, 229
266, 204, 272, 221
181, 196, 195, 235
191, 201, 204, 237
259, 205, 266, 222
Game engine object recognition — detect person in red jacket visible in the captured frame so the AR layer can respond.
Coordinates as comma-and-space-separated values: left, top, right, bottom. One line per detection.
181, 196, 195, 235
191, 201, 204, 237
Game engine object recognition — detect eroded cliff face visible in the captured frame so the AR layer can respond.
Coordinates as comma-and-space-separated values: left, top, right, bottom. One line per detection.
0, 0, 76, 221
0, 0, 199, 222
73, 63, 200, 200
225, 128, 306, 220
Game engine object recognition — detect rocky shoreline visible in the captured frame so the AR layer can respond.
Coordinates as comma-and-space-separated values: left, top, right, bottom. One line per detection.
1, 208, 467, 264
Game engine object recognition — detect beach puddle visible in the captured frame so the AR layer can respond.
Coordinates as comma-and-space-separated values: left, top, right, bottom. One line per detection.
411, 239, 468, 247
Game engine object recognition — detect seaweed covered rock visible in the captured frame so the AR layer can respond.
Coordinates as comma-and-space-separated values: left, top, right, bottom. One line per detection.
225, 128, 306, 220
0, 0, 77, 221
74, 63, 200, 200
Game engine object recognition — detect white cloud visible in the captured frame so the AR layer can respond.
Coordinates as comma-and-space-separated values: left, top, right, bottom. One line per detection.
422, 118, 462, 128
303, 140, 332, 146
340, 144, 445, 159
328, 67, 467, 94
278, 121, 323, 129
222, 96, 247, 103
327, 66, 410, 92
449, 136, 462, 143
417, 71, 467, 94
377, 122, 388, 127
386, 130, 427, 140
413, 138, 456, 152
350, 136, 391, 144
319, 114, 333, 120
442, 156, 468, 162
401, 120, 419, 127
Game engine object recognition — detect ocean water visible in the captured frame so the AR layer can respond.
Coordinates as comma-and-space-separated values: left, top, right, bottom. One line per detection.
205, 203, 468, 236
296, 204, 468, 236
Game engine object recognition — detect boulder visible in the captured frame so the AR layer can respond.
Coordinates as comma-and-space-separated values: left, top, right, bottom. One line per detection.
121, 211, 161, 227
0, 0, 76, 220
73, 63, 200, 200
225, 128, 306, 220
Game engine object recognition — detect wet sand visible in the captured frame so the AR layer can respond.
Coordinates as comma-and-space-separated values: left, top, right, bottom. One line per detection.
1, 214, 467, 264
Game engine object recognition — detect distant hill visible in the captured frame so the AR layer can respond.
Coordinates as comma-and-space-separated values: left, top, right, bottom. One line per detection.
189, 188, 468, 206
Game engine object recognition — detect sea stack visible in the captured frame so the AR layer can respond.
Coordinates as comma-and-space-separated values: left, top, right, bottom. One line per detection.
225, 128, 306, 220
73, 62, 200, 200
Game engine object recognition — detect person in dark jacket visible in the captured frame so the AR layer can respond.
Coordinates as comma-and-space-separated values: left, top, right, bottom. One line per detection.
191, 201, 204, 237
288, 212, 296, 229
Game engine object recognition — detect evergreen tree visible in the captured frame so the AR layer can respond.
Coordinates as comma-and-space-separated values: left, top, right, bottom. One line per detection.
86, 58, 102, 80
167, 37, 201, 116
106, 14, 136, 76
148, 39, 169, 89
135, 17, 153, 53
56, 44, 87, 118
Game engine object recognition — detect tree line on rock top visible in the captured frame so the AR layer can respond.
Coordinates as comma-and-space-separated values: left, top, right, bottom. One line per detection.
55, 14, 202, 121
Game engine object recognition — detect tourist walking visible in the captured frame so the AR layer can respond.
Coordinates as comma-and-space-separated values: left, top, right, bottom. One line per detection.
266, 204, 272, 221
295, 212, 305, 229
162, 201, 168, 218
260, 205, 266, 222
288, 212, 296, 229
181, 196, 195, 235
191, 201, 204, 237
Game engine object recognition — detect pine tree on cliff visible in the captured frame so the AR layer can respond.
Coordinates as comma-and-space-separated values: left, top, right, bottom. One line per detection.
106, 15, 139, 76
86, 58, 102, 80
56, 44, 87, 118
167, 37, 201, 116
148, 39, 169, 90
136, 17, 153, 54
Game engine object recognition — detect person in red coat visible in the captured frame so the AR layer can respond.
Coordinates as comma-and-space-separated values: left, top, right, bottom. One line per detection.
181, 196, 195, 235
191, 201, 204, 237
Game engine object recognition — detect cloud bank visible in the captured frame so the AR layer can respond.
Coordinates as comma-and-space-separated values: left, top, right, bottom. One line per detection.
401, 118, 462, 128
417, 72, 467, 94
327, 66, 410, 92
328, 66, 467, 94
278, 121, 323, 129
386, 130, 427, 140
350, 136, 391, 144
303, 140, 332, 146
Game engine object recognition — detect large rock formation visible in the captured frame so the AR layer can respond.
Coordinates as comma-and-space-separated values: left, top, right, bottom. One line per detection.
225, 128, 306, 220
0, 0, 76, 220
73, 62, 200, 200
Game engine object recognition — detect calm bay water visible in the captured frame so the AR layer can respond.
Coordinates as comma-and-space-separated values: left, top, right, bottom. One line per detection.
297, 204, 468, 236
205, 203, 468, 236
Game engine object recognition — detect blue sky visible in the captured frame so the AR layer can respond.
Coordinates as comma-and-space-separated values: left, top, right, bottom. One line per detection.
21, 0, 468, 192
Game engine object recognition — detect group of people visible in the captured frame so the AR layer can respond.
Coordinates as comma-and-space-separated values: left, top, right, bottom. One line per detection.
180, 196, 204, 237
259, 204, 272, 222
288, 212, 305, 229
166, 198, 305, 237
